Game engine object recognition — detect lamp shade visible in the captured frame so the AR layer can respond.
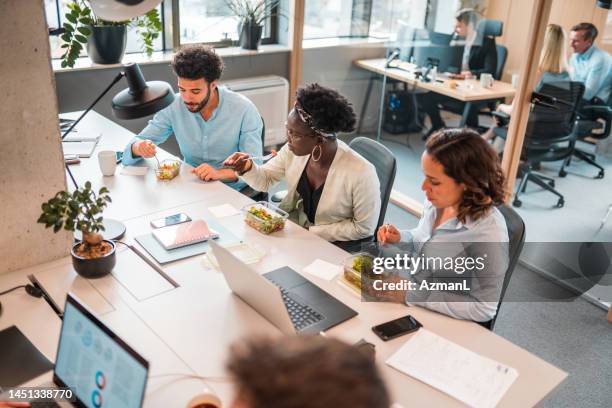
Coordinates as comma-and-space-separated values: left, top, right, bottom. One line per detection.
111, 63, 174, 120
90, 0, 162, 21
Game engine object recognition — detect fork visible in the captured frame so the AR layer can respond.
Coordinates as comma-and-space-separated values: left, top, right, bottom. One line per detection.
221, 151, 277, 169
248, 151, 277, 161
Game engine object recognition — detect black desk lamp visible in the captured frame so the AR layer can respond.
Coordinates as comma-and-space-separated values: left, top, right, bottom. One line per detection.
63, 62, 174, 240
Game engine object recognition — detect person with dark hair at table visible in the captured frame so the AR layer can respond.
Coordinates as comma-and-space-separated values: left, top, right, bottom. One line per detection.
377, 128, 509, 323
569, 22, 612, 105
419, 8, 498, 138
225, 83, 380, 245
227, 335, 390, 408
122, 44, 263, 191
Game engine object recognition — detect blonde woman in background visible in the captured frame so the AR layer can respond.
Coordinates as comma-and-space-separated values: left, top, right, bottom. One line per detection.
483, 24, 570, 143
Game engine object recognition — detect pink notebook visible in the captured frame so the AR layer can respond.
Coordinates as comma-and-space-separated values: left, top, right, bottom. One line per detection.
152, 220, 219, 250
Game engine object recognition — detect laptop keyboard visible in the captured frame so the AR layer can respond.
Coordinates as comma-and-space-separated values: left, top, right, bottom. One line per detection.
278, 287, 324, 331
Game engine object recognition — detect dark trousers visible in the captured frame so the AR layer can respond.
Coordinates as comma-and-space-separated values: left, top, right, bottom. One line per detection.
418, 92, 479, 129
578, 97, 608, 121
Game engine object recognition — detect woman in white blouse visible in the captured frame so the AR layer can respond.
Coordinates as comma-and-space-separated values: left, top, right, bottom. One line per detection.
377, 128, 509, 323
224, 84, 380, 245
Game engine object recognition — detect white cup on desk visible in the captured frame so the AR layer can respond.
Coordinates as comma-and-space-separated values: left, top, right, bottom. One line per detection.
98, 150, 117, 176
480, 73, 494, 88
511, 73, 519, 88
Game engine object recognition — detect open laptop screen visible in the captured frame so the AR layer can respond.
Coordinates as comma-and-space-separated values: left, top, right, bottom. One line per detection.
54, 294, 148, 408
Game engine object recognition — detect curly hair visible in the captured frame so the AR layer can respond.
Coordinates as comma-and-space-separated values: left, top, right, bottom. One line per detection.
171, 44, 224, 82
295, 83, 356, 134
227, 336, 390, 408
426, 128, 506, 223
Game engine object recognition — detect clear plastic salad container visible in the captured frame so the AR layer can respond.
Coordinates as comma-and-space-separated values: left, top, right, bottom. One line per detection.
155, 159, 181, 180
342, 252, 376, 291
242, 201, 288, 234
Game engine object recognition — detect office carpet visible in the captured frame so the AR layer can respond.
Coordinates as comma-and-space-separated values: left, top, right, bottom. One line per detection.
340, 126, 612, 408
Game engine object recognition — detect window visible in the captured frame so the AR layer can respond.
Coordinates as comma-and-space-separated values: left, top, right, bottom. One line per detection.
304, 0, 431, 40
369, 0, 428, 39
304, 0, 354, 40
178, 0, 276, 46
45, 0, 163, 60
303, 0, 487, 41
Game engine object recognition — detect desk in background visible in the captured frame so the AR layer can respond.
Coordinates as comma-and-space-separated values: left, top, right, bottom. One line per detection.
354, 58, 516, 134
0, 111, 566, 407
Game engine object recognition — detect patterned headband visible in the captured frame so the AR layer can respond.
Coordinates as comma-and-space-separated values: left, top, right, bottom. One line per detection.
294, 101, 337, 139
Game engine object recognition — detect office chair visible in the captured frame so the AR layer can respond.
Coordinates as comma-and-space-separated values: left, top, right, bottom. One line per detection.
239, 117, 268, 202
333, 137, 397, 253
480, 205, 526, 331
511, 81, 585, 208
494, 44, 508, 81
474, 20, 506, 118
566, 92, 612, 179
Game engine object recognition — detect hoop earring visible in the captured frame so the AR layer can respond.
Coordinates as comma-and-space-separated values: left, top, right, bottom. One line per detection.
311, 144, 322, 162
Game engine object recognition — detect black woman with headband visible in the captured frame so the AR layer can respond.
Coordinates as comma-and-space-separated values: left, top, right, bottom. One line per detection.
224, 84, 380, 244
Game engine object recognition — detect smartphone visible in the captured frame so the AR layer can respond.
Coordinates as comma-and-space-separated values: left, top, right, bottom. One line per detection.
372, 315, 422, 341
115, 151, 123, 164
150, 213, 191, 229
64, 154, 80, 165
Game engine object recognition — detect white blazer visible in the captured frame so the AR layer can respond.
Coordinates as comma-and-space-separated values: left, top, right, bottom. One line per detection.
240, 140, 381, 242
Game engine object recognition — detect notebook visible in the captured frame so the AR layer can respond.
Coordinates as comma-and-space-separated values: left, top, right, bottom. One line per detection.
62, 140, 99, 158
62, 130, 102, 142
152, 219, 219, 250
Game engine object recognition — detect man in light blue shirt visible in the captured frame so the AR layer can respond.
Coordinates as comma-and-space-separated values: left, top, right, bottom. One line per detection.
122, 44, 263, 190
569, 22, 612, 103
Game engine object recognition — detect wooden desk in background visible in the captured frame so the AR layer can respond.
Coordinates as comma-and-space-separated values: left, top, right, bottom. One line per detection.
0, 111, 566, 407
354, 58, 516, 132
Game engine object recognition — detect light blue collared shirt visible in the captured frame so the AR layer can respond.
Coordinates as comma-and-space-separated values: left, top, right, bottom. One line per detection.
122, 86, 263, 190
570, 45, 612, 101
399, 200, 509, 322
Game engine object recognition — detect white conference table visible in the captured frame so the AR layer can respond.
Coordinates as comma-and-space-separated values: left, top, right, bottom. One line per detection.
0, 111, 567, 407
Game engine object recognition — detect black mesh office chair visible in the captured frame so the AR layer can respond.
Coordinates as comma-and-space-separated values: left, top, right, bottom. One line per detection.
239, 117, 268, 202
480, 205, 526, 331
512, 81, 585, 208
334, 137, 397, 253
568, 92, 612, 179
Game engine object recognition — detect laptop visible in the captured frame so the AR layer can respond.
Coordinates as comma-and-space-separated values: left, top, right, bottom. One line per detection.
209, 240, 357, 334
3, 294, 149, 407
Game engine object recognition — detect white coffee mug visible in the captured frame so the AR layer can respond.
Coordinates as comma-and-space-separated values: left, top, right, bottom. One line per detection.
511, 73, 519, 89
480, 73, 494, 88
98, 150, 117, 176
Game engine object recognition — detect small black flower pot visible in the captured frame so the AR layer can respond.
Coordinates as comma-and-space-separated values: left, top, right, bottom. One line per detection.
71, 240, 116, 279
239, 22, 263, 50
87, 25, 127, 64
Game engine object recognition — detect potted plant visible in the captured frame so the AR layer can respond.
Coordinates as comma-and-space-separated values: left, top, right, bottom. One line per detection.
38, 182, 116, 278
225, 0, 281, 50
60, 1, 162, 68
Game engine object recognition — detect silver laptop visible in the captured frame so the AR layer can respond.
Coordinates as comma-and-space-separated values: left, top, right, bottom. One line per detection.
210, 240, 357, 334
2, 294, 149, 407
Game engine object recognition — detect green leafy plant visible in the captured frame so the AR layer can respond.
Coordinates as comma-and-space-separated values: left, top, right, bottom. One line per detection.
61, 0, 162, 68
38, 182, 112, 247
224, 0, 282, 26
